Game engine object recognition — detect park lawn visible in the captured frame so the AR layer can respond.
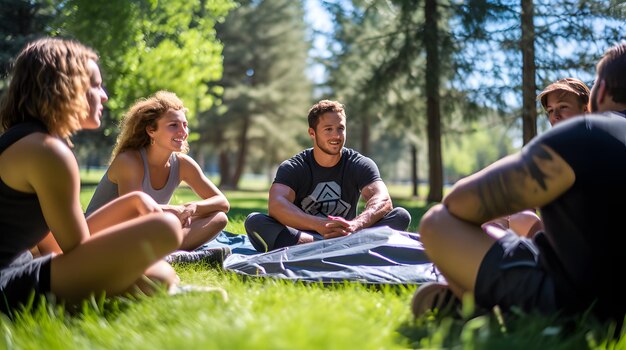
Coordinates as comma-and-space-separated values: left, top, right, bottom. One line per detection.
4, 175, 620, 349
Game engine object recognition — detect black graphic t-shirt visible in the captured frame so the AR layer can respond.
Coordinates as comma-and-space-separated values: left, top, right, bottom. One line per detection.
274, 148, 381, 220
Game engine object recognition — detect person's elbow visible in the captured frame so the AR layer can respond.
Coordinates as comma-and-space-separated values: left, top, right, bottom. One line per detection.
267, 200, 279, 218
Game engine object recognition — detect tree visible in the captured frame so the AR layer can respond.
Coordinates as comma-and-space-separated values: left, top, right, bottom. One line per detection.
453, 0, 625, 144
322, 0, 625, 203
0, 0, 55, 86
206, 0, 312, 189
51, 0, 234, 164
324, 0, 464, 202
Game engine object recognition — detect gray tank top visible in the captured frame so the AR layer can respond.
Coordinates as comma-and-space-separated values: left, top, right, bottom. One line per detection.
85, 148, 180, 215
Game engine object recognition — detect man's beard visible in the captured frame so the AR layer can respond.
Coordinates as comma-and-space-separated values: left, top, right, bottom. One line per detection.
315, 135, 342, 156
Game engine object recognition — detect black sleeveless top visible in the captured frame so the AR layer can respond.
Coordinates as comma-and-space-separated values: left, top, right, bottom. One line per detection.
0, 121, 50, 268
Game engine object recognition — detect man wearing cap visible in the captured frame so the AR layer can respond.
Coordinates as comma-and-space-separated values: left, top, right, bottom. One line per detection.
483, 78, 592, 239
537, 77, 590, 126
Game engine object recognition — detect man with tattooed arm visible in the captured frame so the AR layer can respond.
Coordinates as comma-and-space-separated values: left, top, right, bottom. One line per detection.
412, 42, 626, 326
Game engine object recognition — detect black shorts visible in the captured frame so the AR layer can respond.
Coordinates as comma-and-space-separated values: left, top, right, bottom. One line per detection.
0, 251, 52, 315
475, 230, 558, 314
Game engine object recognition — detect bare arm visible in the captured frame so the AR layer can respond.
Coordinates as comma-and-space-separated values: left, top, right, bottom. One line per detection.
25, 136, 90, 253
176, 154, 230, 217
268, 183, 331, 234
444, 143, 575, 224
34, 232, 62, 255
348, 180, 392, 231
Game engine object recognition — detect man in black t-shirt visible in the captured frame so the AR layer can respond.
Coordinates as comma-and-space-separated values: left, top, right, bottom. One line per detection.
244, 100, 411, 252
413, 42, 626, 326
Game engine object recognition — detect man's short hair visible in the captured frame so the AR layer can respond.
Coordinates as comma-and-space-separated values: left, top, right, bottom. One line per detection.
596, 42, 626, 104
307, 100, 345, 129
537, 78, 590, 111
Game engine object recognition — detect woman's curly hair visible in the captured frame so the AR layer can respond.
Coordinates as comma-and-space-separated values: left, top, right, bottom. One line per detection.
110, 90, 189, 163
0, 37, 97, 140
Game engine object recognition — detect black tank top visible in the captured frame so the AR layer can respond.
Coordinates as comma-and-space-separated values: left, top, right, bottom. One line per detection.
0, 121, 50, 267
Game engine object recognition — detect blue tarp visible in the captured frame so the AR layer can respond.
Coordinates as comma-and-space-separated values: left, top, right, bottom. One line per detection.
198, 230, 258, 256
218, 226, 441, 285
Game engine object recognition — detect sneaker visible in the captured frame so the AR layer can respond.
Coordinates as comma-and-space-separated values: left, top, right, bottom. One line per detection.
165, 247, 232, 266
411, 282, 461, 319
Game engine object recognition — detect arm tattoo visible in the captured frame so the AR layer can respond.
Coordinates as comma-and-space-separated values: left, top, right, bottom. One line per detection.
475, 144, 554, 219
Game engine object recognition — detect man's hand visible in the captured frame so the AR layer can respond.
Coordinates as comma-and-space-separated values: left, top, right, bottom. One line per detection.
318, 215, 357, 239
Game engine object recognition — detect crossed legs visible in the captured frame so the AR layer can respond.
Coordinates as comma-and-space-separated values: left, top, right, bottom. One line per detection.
50, 192, 183, 303
179, 211, 228, 251
418, 204, 497, 299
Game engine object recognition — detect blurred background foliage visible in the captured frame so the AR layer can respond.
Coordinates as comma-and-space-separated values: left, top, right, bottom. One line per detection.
0, 0, 624, 201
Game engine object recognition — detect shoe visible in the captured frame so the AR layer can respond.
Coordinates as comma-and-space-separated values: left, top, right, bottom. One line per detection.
165, 247, 232, 266
411, 282, 461, 319
168, 284, 229, 301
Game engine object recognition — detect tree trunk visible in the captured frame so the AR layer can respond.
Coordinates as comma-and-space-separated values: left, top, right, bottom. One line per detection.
231, 114, 251, 189
212, 122, 233, 189
218, 149, 232, 189
411, 144, 419, 198
521, 0, 537, 145
360, 116, 370, 155
424, 0, 443, 203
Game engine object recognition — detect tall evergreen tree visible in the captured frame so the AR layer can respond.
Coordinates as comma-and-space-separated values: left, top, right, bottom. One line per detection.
0, 0, 55, 86
206, 0, 312, 189
324, 0, 460, 202
453, 0, 625, 143
323, 0, 624, 202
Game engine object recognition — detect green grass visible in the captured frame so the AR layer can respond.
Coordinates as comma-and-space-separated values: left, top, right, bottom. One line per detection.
6, 172, 620, 349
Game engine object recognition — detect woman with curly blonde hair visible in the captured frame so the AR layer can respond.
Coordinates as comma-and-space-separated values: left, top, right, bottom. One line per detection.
0, 37, 184, 315
86, 91, 229, 255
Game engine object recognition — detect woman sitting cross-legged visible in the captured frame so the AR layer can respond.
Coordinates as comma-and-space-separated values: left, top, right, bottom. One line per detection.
0, 37, 184, 315
84, 91, 231, 264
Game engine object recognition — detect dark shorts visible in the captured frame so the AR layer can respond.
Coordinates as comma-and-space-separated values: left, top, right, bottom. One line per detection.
475, 230, 558, 314
0, 251, 52, 315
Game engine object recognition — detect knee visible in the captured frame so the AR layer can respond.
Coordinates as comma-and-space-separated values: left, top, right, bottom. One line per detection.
158, 212, 185, 249
214, 211, 228, 229
243, 212, 262, 232
418, 204, 448, 244
395, 207, 412, 230
128, 191, 159, 214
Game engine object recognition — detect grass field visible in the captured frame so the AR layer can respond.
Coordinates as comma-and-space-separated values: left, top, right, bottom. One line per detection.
2, 171, 622, 349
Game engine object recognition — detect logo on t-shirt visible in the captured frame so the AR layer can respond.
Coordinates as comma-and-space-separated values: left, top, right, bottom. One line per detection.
301, 181, 351, 217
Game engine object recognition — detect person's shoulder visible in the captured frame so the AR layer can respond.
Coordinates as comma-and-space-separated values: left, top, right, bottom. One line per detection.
109, 149, 143, 176
342, 147, 376, 164
601, 110, 626, 118
552, 112, 626, 133
11, 133, 75, 177
26, 133, 73, 162
176, 152, 205, 174
175, 152, 196, 165
112, 149, 142, 166
280, 148, 311, 167
342, 147, 367, 158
